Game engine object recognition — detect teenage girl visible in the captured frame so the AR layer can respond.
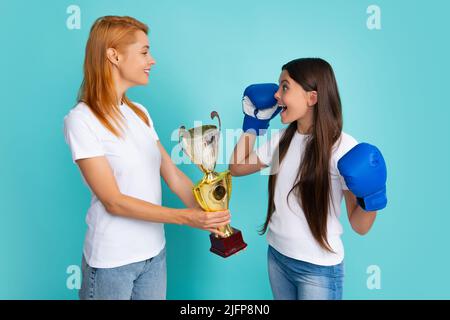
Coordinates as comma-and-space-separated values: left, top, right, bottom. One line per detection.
229, 58, 387, 300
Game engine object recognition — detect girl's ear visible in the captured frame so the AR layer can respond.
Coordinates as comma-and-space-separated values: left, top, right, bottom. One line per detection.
308, 91, 318, 107
106, 48, 119, 66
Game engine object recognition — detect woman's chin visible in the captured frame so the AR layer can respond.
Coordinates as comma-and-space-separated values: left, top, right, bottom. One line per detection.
136, 77, 149, 86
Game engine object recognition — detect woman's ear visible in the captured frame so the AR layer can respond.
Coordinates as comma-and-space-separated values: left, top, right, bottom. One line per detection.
308, 91, 318, 107
106, 48, 119, 66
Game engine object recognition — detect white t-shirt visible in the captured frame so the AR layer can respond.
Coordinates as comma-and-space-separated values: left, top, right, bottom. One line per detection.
63, 101, 165, 268
255, 128, 358, 266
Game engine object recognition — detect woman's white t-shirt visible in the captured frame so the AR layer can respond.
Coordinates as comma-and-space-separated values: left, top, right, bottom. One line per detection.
255, 128, 358, 266
63, 101, 165, 268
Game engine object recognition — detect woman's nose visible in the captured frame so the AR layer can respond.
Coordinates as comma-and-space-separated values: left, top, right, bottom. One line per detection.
148, 54, 156, 66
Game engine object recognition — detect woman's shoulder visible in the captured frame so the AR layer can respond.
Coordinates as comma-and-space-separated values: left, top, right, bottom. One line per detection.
63, 101, 102, 133
64, 101, 93, 121
130, 101, 156, 126
130, 101, 149, 114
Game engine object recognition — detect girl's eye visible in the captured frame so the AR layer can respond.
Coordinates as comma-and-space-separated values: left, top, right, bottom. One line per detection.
282, 85, 288, 91
142, 52, 148, 55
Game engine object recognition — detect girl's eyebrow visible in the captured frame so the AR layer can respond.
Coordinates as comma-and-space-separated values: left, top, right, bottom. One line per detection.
280, 79, 289, 84
142, 45, 149, 49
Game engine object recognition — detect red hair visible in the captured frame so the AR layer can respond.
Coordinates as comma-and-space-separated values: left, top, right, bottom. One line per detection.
78, 16, 150, 137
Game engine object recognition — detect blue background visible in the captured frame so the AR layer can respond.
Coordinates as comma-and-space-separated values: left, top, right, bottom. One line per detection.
1, 0, 449, 299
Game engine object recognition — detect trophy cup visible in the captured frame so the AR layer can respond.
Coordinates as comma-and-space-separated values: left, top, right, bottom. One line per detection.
179, 111, 247, 258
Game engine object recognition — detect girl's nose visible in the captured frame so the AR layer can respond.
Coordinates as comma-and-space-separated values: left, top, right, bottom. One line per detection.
274, 88, 281, 101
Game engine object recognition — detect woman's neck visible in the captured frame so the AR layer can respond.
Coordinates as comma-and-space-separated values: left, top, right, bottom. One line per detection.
112, 69, 129, 105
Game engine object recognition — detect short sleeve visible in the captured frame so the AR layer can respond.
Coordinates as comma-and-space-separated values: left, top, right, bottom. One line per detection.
340, 175, 349, 191
255, 129, 284, 166
134, 102, 159, 141
63, 111, 105, 164
147, 115, 159, 141
334, 133, 358, 190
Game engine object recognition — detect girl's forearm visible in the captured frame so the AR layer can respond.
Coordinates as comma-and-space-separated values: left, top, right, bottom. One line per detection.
349, 206, 377, 235
230, 133, 257, 165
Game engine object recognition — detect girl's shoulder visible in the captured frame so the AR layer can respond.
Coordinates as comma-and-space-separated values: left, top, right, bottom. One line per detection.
270, 127, 288, 140
332, 132, 358, 160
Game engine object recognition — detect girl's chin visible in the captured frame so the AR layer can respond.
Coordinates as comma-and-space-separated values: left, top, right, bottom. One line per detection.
280, 112, 290, 124
280, 114, 300, 125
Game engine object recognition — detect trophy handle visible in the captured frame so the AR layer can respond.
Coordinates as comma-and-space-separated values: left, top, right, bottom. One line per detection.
211, 111, 221, 132
178, 125, 192, 162
178, 125, 186, 146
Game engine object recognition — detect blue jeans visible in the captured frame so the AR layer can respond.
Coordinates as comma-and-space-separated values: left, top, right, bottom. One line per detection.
79, 247, 167, 300
267, 245, 344, 300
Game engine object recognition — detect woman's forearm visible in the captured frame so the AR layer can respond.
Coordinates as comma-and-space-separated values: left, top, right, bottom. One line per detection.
106, 193, 189, 224
105, 193, 231, 237
170, 170, 200, 209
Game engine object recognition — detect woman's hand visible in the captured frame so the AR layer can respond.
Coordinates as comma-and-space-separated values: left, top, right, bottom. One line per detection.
184, 208, 231, 237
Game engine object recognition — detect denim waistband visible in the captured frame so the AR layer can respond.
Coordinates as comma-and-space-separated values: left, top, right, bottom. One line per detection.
269, 245, 344, 277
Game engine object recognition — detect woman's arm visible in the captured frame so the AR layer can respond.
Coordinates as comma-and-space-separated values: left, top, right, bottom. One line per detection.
344, 190, 377, 235
76, 156, 230, 237
157, 141, 198, 209
228, 133, 267, 176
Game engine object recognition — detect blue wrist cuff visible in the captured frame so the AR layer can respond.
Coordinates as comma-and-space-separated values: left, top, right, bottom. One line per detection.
357, 186, 387, 211
242, 114, 270, 136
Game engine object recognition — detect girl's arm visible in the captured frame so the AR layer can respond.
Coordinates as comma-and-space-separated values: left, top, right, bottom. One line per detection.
76, 156, 230, 237
228, 133, 267, 176
229, 83, 281, 176
344, 190, 377, 235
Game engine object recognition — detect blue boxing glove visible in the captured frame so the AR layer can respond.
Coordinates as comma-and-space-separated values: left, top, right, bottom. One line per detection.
242, 83, 282, 135
337, 143, 387, 211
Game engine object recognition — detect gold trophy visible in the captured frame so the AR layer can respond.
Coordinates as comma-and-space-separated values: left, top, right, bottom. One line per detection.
179, 111, 247, 258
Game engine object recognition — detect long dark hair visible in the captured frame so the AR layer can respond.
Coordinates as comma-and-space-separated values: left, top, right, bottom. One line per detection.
260, 58, 343, 252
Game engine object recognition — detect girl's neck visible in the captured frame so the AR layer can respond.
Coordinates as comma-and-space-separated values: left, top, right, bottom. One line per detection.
296, 120, 312, 135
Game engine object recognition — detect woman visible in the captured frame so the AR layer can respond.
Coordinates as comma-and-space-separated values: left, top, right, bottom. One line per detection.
63, 16, 230, 300
229, 58, 387, 300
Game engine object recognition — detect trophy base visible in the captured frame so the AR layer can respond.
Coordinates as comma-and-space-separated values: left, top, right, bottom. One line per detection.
209, 227, 247, 258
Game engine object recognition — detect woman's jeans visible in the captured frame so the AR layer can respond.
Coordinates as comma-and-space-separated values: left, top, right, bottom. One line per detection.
268, 245, 344, 300
79, 246, 167, 300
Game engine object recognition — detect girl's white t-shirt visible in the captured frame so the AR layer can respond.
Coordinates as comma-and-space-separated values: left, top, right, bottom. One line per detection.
255, 128, 358, 266
63, 101, 165, 268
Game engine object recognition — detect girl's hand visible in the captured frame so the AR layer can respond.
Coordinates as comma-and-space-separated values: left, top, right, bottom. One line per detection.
242, 83, 281, 136
185, 208, 231, 237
